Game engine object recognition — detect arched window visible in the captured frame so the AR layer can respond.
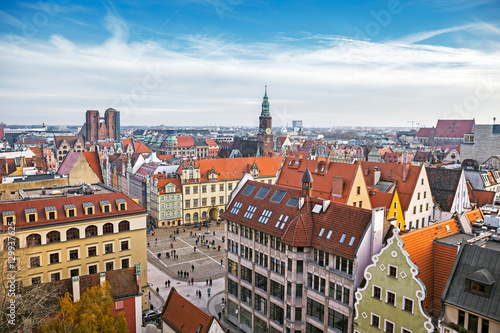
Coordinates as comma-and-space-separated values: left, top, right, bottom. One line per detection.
66, 228, 80, 240
202, 211, 207, 220
103, 223, 114, 234
193, 212, 199, 222
27, 234, 41, 247
4, 237, 19, 250
85, 225, 97, 237
47, 231, 60, 244
185, 213, 191, 222
119, 221, 130, 232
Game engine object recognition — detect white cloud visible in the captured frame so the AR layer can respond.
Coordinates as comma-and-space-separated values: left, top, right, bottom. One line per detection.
0, 13, 499, 128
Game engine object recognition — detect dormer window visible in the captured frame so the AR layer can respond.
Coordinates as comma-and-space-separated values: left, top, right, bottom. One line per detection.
466, 269, 495, 297
100, 200, 111, 213
115, 198, 127, 211
83, 202, 94, 215
2, 211, 16, 225
25, 208, 38, 222
44, 206, 57, 220
64, 204, 76, 217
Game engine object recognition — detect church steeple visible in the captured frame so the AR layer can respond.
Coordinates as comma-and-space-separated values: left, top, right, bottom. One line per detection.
261, 85, 270, 117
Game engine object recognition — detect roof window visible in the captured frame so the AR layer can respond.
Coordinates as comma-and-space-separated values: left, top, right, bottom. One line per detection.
243, 205, 257, 219
258, 209, 272, 224
230, 202, 242, 215
270, 190, 286, 203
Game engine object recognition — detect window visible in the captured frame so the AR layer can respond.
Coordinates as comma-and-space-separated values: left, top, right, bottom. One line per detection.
49, 253, 59, 264
27, 234, 41, 247
106, 261, 114, 271
328, 308, 348, 333
389, 265, 397, 278
424, 191, 426, 199
403, 297, 413, 313
241, 286, 252, 306
306, 298, 324, 323
51, 272, 60, 282
202, 185, 207, 193
121, 258, 129, 269
66, 228, 79, 240
121, 240, 129, 251
30, 256, 40, 268
258, 209, 272, 224
357, 186, 361, 195
384, 320, 394, 333
297, 260, 303, 273
413, 206, 416, 214
85, 225, 98, 237
69, 249, 78, 260
417, 192, 420, 200
255, 272, 267, 291
241, 265, 252, 283
104, 243, 113, 254
219, 183, 224, 191
318, 228, 325, 237
70, 268, 79, 277
254, 293, 267, 315
193, 186, 198, 194
295, 307, 302, 322
468, 314, 478, 333
387, 291, 396, 306
219, 196, 224, 204
270, 303, 284, 326
211, 184, 216, 192
230, 201, 242, 214
47, 231, 60, 244
371, 314, 380, 329
271, 281, 284, 301
227, 278, 238, 297
185, 200, 190, 208
88, 265, 98, 274
185, 187, 190, 194
88, 246, 97, 257
32, 276, 41, 284
373, 285, 381, 300
482, 318, 489, 333
118, 221, 130, 232
103, 223, 114, 234
228, 259, 238, 276
296, 284, 303, 298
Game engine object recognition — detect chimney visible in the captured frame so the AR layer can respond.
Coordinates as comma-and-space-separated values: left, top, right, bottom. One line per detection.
99, 272, 106, 286
402, 164, 409, 182
72, 276, 80, 302
374, 167, 381, 186
364, 166, 369, 177
371, 207, 385, 256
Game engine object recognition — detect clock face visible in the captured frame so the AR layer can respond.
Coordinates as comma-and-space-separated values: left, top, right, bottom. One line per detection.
266, 128, 272, 135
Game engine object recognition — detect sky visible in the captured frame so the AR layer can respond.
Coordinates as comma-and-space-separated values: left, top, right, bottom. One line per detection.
0, 0, 499, 128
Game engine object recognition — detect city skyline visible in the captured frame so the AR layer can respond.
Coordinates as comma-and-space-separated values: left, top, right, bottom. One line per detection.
1, 0, 499, 127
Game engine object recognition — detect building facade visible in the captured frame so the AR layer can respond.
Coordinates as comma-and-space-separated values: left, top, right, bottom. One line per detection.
150, 176, 183, 227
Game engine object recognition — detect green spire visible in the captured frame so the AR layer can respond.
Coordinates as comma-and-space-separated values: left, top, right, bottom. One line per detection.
261, 85, 270, 116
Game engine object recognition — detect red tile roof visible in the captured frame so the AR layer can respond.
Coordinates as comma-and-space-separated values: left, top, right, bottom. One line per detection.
158, 155, 174, 161
157, 177, 182, 194
83, 151, 104, 183
222, 180, 373, 259
400, 218, 461, 315
276, 157, 360, 204
434, 119, 474, 139
122, 138, 133, 147
161, 288, 220, 333
134, 142, 152, 154
369, 189, 394, 210
176, 136, 194, 148
416, 127, 434, 137
204, 138, 218, 147
0, 190, 146, 230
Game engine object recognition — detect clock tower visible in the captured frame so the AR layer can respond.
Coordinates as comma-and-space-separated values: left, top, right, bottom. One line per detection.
257, 86, 273, 156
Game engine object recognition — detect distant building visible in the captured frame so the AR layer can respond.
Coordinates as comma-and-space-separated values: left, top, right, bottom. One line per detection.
257, 86, 274, 156
432, 119, 474, 146
460, 124, 500, 165
292, 120, 303, 132
80, 108, 120, 144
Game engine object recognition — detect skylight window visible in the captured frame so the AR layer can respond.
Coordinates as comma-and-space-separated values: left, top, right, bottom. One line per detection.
270, 190, 287, 203
326, 230, 333, 240
286, 198, 299, 207
230, 202, 243, 215
258, 209, 272, 224
348, 236, 356, 247
242, 184, 256, 195
275, 214, 289, 229
243, 205, 257, 219
312, 204, 322, 214
340, 233, 347, 244
318, 228, 325, 237
255, 187, 271, 199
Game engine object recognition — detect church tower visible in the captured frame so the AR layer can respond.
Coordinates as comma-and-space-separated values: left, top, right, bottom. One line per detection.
257, 86, 273, 156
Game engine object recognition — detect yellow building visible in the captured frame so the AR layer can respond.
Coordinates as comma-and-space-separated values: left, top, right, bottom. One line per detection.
0, 184, 149, 311
179, 156, 283, 224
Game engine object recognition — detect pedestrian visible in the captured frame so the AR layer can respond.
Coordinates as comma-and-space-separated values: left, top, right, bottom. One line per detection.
213, 231, 215, 236
183, 228, 185, 232
155, 238, 157, 246
196, 290, 199, 296
188, 280, 190, 286
218, 312, 221, 321
194, 246, 196, 252
180, 270, 183, 277
147, 242, 149, 247
187, 272, 189, 278
210, 278, 212, 286
221, 259, 223, 265
191, 277, 194, 284
156, 287, 159, 293
206, 279, 208, 285
199, 291, 202, 298
174, 249, 176, 255
177, 270, 179, 277
170, 243, 173, 248
165, 281, 168, 287
192, 264, 194, 272
168, 280, 171, 287
150, 304, 153, 310
218, 245, 220, 251
173, 236, 176, 241
208, 288, 211, 297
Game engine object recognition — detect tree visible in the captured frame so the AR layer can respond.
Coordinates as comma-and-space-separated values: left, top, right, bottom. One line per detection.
42, 281, 128, 333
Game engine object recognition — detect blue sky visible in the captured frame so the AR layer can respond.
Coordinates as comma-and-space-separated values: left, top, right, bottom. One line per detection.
0, 0, 499, 128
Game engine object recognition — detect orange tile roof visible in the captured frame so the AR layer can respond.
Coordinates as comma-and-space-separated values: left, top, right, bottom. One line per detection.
184, 156, 283, 181
158, 155, 174, 161
134, 142, 152, 154
161, 288, 219, 333
0, 190, 146, 230
157, 177, 182, 194
176, 136, 194, 148
464, 208, 484, 224
378, 148, 393, 156
361, 162, 422, 210
122, 138, 133, 147
83, 151, 104, 183
400, 218, 461, 315
432, 242, 457, 316
276, 157, 360, 204
204, 138, 218, 147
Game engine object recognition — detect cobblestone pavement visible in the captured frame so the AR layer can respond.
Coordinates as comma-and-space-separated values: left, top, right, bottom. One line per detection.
145, 222, 239, 331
